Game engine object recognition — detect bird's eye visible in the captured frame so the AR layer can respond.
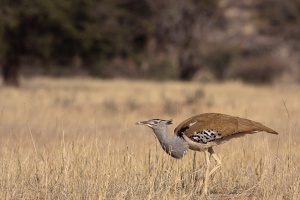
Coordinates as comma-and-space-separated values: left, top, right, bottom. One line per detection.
150, 120, 160, 125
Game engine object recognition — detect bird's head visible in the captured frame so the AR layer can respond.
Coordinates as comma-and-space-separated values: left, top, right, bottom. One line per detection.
135, 119, 172, 129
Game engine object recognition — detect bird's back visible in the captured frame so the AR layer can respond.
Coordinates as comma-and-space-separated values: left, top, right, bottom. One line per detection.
174, 113, 278, 139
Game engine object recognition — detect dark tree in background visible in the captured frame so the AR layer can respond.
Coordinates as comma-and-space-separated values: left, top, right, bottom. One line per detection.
0, 0, 154, 85
1, 1, 24, 86
2, 29, 22, 86
1, 0, 108, 85
0, 0, 300, 85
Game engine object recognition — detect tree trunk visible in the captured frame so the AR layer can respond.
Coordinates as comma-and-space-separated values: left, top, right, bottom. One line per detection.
178, 52, 197, 80
2, 56, 20, 87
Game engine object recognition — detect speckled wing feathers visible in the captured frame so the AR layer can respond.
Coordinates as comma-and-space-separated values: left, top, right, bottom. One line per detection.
174, 113, 278, 141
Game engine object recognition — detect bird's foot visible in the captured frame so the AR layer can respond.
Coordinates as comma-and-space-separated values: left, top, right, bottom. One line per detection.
198, 179, 208, 198
199, 190, 208, 199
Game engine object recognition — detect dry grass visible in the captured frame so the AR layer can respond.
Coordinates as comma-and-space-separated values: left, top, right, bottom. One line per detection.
0, 77, 299, 199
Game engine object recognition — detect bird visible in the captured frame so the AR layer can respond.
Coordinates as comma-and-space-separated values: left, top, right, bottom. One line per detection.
135, 113, 278, 196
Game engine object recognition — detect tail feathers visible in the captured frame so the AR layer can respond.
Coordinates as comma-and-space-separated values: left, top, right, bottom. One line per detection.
261, 126, 278, 135
237, 119, 279, 135
255, 122, 278, 135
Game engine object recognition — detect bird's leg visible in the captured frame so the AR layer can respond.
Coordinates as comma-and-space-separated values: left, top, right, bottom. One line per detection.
200, 148, 222, 196
208, 147, 222, 177
201, 149, 211, 196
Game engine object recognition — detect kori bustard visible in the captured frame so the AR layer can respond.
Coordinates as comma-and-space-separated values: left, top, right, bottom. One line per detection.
135, 113, 278, 195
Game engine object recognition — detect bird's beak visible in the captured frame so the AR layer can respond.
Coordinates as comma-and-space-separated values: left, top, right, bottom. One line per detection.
135, 120, 149, 125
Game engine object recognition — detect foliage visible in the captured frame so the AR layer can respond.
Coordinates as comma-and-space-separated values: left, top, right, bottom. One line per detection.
0, 0, 152, 71
1, 0, 300, 83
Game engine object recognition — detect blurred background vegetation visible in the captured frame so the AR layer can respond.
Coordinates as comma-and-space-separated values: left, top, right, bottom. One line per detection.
1, 0, 300, 86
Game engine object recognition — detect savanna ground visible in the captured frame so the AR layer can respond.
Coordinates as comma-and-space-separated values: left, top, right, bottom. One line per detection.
0, 78, 299, 199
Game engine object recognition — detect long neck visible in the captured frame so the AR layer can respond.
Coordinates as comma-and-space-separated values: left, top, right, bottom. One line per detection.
152, 125, 189, 159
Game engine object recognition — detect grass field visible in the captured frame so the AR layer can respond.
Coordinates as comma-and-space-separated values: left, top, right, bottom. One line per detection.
0, 78, 299, 199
